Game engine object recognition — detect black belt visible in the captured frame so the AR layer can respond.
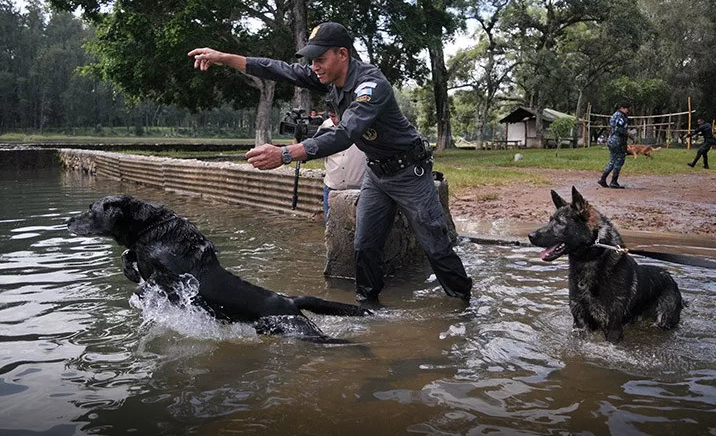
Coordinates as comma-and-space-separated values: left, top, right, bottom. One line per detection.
367, 144, 432, 177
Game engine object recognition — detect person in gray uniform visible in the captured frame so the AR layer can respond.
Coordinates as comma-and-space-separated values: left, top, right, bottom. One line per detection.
319, 109, 366, 222
188, 22, 473, 303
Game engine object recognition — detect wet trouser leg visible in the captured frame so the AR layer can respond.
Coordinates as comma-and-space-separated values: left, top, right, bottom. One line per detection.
355, 162, 472, 300
354, 173, 397, 301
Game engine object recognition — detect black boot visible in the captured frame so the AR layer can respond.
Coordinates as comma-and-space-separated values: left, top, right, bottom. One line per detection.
609, 174, 625, 189
597, 172, 609, 187
688, 162, 695, 168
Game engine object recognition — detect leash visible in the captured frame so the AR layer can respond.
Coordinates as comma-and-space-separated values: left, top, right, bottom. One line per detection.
594, 239, 716, 269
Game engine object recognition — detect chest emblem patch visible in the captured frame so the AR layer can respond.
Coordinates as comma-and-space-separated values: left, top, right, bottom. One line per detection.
363, 128, 378, 141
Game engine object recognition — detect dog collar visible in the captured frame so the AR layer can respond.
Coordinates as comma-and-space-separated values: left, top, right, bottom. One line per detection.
593, 239, 629, 254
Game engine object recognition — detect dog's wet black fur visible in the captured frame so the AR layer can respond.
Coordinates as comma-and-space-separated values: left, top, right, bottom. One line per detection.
529, 187, 684, 343
67, 195, 371, 343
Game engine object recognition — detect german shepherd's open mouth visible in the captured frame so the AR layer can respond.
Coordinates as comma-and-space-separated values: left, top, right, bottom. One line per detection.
539, 243, 566, 261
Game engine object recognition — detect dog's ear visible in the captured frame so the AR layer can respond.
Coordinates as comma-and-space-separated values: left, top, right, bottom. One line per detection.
551, 190, 568, 209
571, 186, 591, 218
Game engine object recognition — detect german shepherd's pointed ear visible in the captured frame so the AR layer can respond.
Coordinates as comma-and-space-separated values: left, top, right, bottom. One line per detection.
571, 186, 591, 218
551, 189, 568, 209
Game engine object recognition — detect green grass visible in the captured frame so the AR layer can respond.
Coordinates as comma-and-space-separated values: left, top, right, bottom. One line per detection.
432, 147, 697, 194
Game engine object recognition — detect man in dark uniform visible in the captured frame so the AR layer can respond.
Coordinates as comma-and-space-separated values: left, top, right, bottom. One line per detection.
687, 117, 713, 169
598, 101, 634, 189
188, 22, 473, 303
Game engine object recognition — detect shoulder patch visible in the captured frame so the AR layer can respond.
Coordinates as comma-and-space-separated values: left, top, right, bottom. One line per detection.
355, 81, 377, 102
355, 81, 377, 93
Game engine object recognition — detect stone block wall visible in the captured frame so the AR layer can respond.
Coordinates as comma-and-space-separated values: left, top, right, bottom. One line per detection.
323, 180, 456, 279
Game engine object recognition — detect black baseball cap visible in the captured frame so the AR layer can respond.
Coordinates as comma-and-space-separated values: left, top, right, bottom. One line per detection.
295, 22, 354, 58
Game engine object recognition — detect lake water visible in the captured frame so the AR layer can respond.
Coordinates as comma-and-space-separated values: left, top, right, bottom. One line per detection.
1, 164, 715, 436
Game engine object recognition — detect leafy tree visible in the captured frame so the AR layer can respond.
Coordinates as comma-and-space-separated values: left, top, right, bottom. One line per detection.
318, 0, 430, 85
0, 0, 23, 130
503, 0, 613, 147
450, 0, 515, 148
631, 0, 716, 115
547, 116, 576, 146
49, 0, 298, 144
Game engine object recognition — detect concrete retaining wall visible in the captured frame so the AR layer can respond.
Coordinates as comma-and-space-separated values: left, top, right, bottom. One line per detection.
0, 148, 59, 169
59, 149, 324, 217
58, 148, 460, 282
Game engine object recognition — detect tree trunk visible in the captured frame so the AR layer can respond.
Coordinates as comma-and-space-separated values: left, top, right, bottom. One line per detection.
290, 0, 311, 113
534, 91, 545, 148
573, 88, 583, 147
427, 42, 452, 152
254, 80, 276, 145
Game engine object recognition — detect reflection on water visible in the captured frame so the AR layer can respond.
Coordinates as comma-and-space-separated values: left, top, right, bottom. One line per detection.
0, 166, 715, 435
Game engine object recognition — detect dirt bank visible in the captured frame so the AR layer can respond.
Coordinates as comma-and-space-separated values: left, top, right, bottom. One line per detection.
450, 168, 716, 243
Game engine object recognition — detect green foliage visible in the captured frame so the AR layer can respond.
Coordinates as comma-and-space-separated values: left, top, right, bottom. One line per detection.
601, 76, 670, 112
4, 0, 716, 144
547, 117, 577, 142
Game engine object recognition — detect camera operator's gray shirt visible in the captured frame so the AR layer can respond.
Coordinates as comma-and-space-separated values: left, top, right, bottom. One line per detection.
246, 57, 421, 160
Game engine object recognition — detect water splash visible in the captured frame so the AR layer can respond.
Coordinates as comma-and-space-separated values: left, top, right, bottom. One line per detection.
128, 274, 259, 342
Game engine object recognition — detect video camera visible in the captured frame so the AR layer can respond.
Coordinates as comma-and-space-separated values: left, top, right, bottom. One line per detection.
279, 108, 324, 141
276, 108, 324, 211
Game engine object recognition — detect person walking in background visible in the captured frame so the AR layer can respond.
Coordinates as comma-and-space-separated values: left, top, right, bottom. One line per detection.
687, 117, 713, 169
318, 109, 366, 222
598, 101, 634, 189
188, 22, 473, 303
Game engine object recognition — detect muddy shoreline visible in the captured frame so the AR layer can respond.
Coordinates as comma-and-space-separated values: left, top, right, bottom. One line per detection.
450, 169, 716, 252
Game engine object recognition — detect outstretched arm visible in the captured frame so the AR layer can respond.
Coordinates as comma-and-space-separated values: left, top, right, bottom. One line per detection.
188, 47, 247, 72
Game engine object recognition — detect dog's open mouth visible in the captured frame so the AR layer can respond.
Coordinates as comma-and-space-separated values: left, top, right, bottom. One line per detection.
539, 243, 566, 261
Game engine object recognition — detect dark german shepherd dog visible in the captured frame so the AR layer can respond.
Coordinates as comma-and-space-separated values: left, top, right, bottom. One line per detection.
528, 187, 684, 343
67, 195, 371, 343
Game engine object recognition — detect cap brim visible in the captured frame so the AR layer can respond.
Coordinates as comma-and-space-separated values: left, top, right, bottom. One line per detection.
296, 44, 329, 59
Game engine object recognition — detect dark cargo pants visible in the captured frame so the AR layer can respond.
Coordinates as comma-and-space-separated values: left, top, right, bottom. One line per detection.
354, 160, 473, 301
603, 141, 627, 179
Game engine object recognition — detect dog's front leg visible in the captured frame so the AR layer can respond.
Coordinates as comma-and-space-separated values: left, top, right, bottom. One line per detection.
603, 322, 624, 344
121, 249, 142, 283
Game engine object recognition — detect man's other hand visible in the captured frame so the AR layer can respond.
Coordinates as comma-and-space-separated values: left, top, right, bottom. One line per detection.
246, 144, 282, 170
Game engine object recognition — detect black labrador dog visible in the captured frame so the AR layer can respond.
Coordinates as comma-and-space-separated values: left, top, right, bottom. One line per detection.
67, 195, 371, 343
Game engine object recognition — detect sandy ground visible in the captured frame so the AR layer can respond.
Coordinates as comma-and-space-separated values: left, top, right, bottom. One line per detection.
450, 168, 716, 244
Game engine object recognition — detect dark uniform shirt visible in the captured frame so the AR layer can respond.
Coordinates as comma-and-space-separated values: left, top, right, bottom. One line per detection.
608, 110, 630, 147
693, 121, 715, 145
246, 57, 421, 160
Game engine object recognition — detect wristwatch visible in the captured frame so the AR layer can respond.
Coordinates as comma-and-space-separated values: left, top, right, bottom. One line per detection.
281, 146, 292, 164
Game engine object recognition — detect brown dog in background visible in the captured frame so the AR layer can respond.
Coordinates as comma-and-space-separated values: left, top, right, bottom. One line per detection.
627, 144, 662, 158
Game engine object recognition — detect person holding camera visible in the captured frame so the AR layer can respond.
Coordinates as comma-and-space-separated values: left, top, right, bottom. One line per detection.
319, 110, 366, 222
188, 22, 473, 303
